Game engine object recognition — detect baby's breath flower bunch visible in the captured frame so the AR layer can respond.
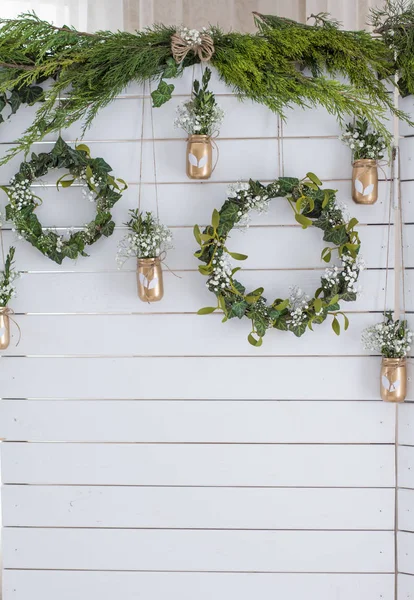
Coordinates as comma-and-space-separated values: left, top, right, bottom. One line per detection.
362, 312, 413, 358
117, 210, 173, 266
227, 181, 271, 228
340, 117, 387, 160
177, 26, 209, 47
174, 67, 224, 136
0, 247, 19, 307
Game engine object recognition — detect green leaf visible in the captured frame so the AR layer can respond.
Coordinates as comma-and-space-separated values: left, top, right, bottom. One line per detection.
151, 80, 174, 108
306, 172, 322, 186
322, 190, 330, 208
314, 298, 322, 313
321, 248, 331, 263
193, 224, 202, 244
248, 333, 263, 347
290, 321, 307, 337
212, 209, 220, 230
19, 85, 44, 105
245, 287, 264, 304
343, 313, 350, 330
295, 213, 313, 228
197, 306, 217, 315
163, 57, 179, 79
329, 294, 340, 306
51, 136, 70, 157
332, 317, 340, 336
198, 265, 212, 276
7, 90, 21, 115
229, 300, 248, 319
199, 233, 213, 242
274, 299, 289, 311
75, 143, 91, 156
347, 217, 359, 230
227, 251, 248, 261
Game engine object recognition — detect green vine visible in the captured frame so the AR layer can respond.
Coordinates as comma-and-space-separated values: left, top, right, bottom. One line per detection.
0, 9, 411, 162
1, 137, 127, 264
194, 174, 363, 346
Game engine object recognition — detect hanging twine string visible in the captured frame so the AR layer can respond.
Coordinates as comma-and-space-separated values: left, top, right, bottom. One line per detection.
171, 29, 214, 64
277, 115, 285, 177
137, 82, 146, 211
0, 306, 21, 346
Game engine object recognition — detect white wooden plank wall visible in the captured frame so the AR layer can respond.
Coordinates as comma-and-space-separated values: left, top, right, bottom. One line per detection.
0, 67, 413, 600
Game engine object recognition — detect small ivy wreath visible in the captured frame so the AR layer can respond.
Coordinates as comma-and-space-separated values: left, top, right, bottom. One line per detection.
1, 137, 126, 264
194, 174, 364, 346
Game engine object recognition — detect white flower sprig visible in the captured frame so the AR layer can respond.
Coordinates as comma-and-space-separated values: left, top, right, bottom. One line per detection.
340, 117, 387, 161
117, 210, 173, 266
0, 247, 19, 308
362, 312, 412, 358
174, 67, 224, 136
178, 26, 210, 47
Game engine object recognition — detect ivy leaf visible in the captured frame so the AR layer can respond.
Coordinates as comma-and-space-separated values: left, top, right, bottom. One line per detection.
100, 220, 115, 237
51, 136, 70, 157
253, 313, 268, 337
290, 322, 307, 337
341, 291, 357, 302
197, 306, 217, 315
323, 225, 348, 246
229, 300, 248, 319
19, 85, 44, 105
151, 80, 174, 108
274, 315, 289, 331
7, 90, 21, 115
163, 57, 179, 79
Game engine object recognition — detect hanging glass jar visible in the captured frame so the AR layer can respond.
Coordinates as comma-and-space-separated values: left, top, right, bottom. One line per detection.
186, 135, 213, 180
0, 307, 10, 350
352, 159, 378, 204
380, 357, 407, 402
137, 257, 164, 303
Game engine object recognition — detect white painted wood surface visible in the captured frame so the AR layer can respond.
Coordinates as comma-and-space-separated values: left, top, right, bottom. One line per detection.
0, 65, 411, 599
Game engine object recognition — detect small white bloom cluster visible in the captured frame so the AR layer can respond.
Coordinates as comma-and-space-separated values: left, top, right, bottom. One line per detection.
324, 253, 365, 295
79, 168, 103, 203
174, 99, 224, 136
178, 26, 209, 47
287, 286, 310, 329
227, 181, 272, 228
8, 175, 35, 212
0, 269, 19, 306
116, 211, 173, 266
340, 121, 386, 161
326, 199, 350, 226
207, 252, 232, 292
362, 316, 413, 358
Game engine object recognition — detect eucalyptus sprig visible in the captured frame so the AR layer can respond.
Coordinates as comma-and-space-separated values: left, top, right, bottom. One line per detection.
194, 174, 363, 346
0, 247, 19, 308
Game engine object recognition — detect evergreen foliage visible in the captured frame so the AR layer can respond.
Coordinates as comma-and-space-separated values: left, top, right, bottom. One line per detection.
0, 8, 411, 163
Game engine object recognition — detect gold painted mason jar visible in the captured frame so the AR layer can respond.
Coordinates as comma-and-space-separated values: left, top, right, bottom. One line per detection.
380, 357, 407, 403
186, 135, 213, 180
137, 257, 164, 303
352, 159, 378, 205
0, 307, 10, 350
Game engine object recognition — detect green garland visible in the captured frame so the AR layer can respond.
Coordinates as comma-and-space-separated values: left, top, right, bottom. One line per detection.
1, 137, 126, 264
0, 8, 410, 163
194, 174, 363, 346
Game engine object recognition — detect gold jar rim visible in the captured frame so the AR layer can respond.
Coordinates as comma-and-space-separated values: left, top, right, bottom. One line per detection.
352, 158, 377, 167
187, 134, 211, 142
382, 357, 406, 366
137, 256, 161, 265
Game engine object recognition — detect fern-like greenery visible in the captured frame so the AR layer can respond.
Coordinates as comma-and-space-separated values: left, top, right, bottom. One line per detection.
0, 9, 410, 163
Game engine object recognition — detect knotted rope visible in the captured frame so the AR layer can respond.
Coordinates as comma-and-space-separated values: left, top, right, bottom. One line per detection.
171, 28, 214, 64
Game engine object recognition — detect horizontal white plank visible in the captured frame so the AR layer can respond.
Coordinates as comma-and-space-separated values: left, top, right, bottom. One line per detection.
399, 532, 414, 575
399, 446, 414, 489
398, 573, 414, 599
399, 489, 414, 532
2, 571, 396, 600
0, 400, 395, 443
0, 180, 398, 229
1, 312, 392, 357
1, 443, 394, 486
399, 403, 414, 446
0, 356, 400, 400
12, 268, 409, 314
1, 223, 403, 272
2, 528, 394, 572
2, 485, 394, 529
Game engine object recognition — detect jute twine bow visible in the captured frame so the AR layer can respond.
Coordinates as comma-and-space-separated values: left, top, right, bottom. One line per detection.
0, 306, 21, 346
171, 30, 214, 64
